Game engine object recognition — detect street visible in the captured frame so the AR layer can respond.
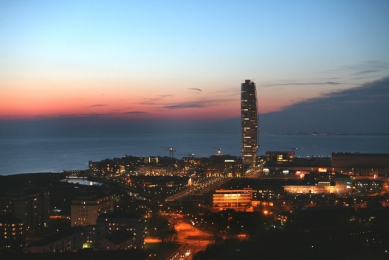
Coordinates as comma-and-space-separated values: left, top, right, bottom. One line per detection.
166, 220, 212, 260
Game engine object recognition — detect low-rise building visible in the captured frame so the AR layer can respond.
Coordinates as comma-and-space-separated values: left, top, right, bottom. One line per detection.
23, 227, 85, 253
331, 153, 389, 176
212, 188, 253, 212
94, 231, 136, 251
205, 155, 244, 177
284, 175, 353, 194
283, 184, 336, 194
266, 151, 294, 162
264, 153, 332, 176
335, 176, 353, 194
354, 179, 384, 193
96, 212, 144, 249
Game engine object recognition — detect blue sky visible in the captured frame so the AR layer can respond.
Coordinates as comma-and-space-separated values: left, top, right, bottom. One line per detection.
1, 0, 388, 125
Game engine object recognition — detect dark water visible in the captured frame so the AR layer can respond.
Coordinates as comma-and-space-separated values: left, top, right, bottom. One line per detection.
61, 178, 102, 186
1, 134, 388, 175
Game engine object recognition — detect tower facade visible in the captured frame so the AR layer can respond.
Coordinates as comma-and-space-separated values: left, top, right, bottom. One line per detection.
241, 79, 258, 168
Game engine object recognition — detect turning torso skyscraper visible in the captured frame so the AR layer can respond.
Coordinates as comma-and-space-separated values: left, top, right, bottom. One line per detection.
241, 79, 258, 168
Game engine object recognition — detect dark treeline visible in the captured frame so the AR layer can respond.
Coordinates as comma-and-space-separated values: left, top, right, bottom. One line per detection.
194, 207, 389, 260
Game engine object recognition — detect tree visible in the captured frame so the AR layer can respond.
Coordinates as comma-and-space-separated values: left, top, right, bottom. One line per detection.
147, 212, 177, 243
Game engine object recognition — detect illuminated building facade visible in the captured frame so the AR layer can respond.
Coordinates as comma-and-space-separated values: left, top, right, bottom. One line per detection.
23, 227, 85, 253
241, 79, 258, 168
204, 155, 244, 177
0, 216, 24, 253
212, 189, 253, 212
96, 212, 144, 249
263, 155, 332, 176
0, 189, 50, 230
71, 193, 114, 227
283, 185, 336, 194
266, 151, 294, 162
284, 177, 353, 194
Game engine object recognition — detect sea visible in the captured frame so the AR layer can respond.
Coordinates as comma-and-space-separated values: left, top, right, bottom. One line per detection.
1, 134, 388, 176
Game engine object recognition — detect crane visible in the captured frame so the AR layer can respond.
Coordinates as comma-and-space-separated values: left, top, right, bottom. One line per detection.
178, 153, 195, 158
283, 147, 298, 153
290, 147, 298, 154
162, 147, 176, 158
211, 147, 222, 155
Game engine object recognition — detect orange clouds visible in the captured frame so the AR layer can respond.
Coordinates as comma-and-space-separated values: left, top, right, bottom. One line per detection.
1, 76, 289, 121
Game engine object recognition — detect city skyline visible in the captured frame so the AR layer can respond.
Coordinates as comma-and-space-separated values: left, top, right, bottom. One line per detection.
1, 1, 389, 134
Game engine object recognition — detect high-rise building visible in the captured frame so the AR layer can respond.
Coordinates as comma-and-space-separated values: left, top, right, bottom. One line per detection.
70, 193, 114, 227
241, 79, 258, 168
0, 216, 25, 253
0, 189, 50, 230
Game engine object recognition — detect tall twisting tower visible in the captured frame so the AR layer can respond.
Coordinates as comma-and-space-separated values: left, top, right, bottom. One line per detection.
241, 79, 258, 168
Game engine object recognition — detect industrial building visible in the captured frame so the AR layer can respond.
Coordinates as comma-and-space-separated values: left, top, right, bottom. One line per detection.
331, 153, 389, 176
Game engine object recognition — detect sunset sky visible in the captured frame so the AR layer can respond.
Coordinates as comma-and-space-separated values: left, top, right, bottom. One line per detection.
1, 0, 389, 125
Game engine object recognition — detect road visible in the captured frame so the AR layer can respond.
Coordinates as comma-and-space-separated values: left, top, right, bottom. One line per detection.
165, 177, 231, 202
166, 220, 212, 260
